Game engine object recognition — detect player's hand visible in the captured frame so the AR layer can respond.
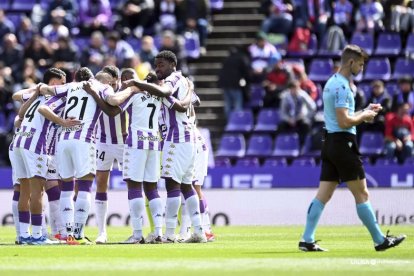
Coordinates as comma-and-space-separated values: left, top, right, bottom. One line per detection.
362, 109, 377, 122
121, 79, 138, 89
366, 103, 382, 113
83, 81, 96, 95
61, 117, 81, 127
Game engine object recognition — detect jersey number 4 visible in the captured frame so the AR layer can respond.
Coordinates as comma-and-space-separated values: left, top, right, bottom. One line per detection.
25, 100, 41, 122
65, 96, 88, 120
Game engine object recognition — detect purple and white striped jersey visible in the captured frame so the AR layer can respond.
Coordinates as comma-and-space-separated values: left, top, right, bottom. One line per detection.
188, 93, 206, 152
96, 113, 127, 145
161, 71, 195, 144
44, 96, 66, 156
48, 80, 113, 143
12, 95, 63, 154
120, 92, 162, 150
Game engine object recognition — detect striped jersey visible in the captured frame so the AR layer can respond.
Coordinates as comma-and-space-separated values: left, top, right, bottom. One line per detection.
48, 80, 113, 143
12, 95, 62, 154
44, 96, 66, 156
96, 113, 127, 145
161, 71, 195, 143
120, 92, 163, 150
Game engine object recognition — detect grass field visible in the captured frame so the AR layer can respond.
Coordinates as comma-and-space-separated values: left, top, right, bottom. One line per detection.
0, 225, 412, 275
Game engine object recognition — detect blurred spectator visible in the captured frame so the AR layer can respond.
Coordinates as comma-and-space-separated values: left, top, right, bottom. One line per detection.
20, 58, 42, 89
24, 35, 53, 69
129, 53, 151, 80
261, 0, 294, 36
355, 0, 384, 33
17, 16, 36, 48
218, 46, 250, 119
155, 0, 179, 32
42, 12, 70, 42
0, 34, 24, 82
263, 59, 293, 107
333, 0, 354, 39
139, 35, 158, 65
248, 33, 281, 83
291, 64, 318, 101
0, 74, 14, 119
41, 0, 78, 29
359, 80, 392, 134
80, 31, 108, 74
278, 80, 316, 146
385, 102, 414, 164
352, 81, 366, 111
321, 25, 347, 52
392, 76, 414, 115
79, 0, 113, 35
308, 0, 332, 42
52, 36, 78, 69
117, 0, 155, 37
389, 0, 414, 33
0, 10, 15, 43
158, 30, 187, 73
107, 31, 135, 68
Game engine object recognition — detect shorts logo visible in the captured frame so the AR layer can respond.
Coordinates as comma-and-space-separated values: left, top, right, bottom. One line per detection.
36, 164, 42, 168
166, 158, 173, 162
166, 164, 171, 168
124, 159, 129, 163
348, 142, 352, 148
169, 144, 176, 148
125, 152, 130, 156
48, 169, 56, 174
168, 151, 174, 155
124, 166, 129, 170
37, 157, 44, 161
164, 171, 170, 175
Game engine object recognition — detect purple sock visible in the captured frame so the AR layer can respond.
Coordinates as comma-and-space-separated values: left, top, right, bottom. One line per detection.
167, 189, 180, 198
128, 189, 142, 200
62, 180, 74, 191
13, 191, 20, 201
145, 189, 160, 201
19, 211, 30, 223
95, 192, 107, 201
183, 189, 196, 200
77, 180, 93, 192
199, 199, 206, 214
46, 186, 60, 202
31, 214, 42, 226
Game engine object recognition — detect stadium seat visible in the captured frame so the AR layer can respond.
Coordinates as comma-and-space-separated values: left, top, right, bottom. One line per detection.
272, 133, 300, 157
291, 157, 316, 167
210, 0, 224, 10
308, 58, 334, 82
363, 58, 391, 81
214, 156, 232, 168
404, 33, 414, 56
254, 108, 280, 132
351, 33, 374, 55
270, 34, 288, 56
385, 81, 399, 96
184, 32, 201, 59
6, 13, 23, 29
283, 58, 304, 67
262, 157, 288, 167
375, 157, 399, 166
288, 34, 318, 58
73, 37, 90, 50
246, 134, 273, 157
357, 81, 372, 99
374, 33, 401, 57
11, 0, 37, 11
301, 134, 321, 157
0, 1, 10, 11
225, 110, 254, 133
249, 85, 265, 109
235, 157, 260, 168
359, 131, 384, 156
392, 58, 414, 80
216, 134, 246, 158
126, 37, 142, 52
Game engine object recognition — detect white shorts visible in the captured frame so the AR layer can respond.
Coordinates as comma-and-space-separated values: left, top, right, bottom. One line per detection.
56, 139, 96, 179
9, 150, 20, 185
161, 141, 195, 185
96, 143, 124, 171
123, 147, 160, 183
9, 148, 48, 179
193, 147, 208, 186
46, 155, 59, 181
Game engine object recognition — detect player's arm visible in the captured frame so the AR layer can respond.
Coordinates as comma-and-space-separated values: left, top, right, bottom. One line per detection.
38, 105, 81, 127
14, 115, 22, 128
38, 84, 59, 96
17, 86, 40, 120
336, 108, 377, 128
83, 82, 121, 117
12, 86, 37, 102
124, 79, 172, 97
106, 87, 139, 107
170, 78, 195, 112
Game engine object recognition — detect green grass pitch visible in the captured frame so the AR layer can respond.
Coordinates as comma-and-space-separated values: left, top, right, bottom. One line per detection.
0, 226, 413, 275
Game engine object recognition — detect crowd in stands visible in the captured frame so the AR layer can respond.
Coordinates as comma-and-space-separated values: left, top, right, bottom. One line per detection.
218, 0, 414, 166
0, 0, 215, 166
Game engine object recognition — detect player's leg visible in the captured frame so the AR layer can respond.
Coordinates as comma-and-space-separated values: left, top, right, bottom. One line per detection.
346, 178, 406, 251
29, 176, 46, 241
178, 193, 191, 240
193, 183, 214, 241
143, 181, 163, 243
45, 179, 63, 238
18, 178, 31, 243
12, 183, 20, 243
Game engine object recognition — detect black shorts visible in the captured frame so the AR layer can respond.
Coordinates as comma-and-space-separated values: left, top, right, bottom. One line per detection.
320, 132, 365, 183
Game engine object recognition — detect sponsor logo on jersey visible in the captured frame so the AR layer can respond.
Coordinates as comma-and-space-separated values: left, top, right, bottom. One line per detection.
61, 124, 84, 132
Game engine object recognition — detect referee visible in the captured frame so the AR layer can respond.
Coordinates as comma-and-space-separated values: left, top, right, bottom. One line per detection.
299, 45, 406, 252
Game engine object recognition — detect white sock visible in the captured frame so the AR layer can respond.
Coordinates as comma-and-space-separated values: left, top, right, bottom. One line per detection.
95, 200, 108, 236
180, 200, 191, 236
165, 196, 181, 237
19, 222, 30, 238
12, 200, 19, 237
32, 225, 43, 239
49, 200, 62, 235
203, 206, 212, 233
74, 191, 91, 239
129, 197, 145, 239
186, 194, 203, 235
60, 191, 74, 236
149, 198, 163, 237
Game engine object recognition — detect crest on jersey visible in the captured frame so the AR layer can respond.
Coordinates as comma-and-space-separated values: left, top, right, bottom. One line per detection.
166, 164, 171, 168
348, 142, 352, 148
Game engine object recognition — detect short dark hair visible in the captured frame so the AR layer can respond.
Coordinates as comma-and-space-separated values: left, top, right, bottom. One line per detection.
107, 31, 120, 42
102, 65, 120, 79
74, 67, 94, 82
155, 50, 177, 66
43, 68, 66, 84
341, 44, 369, 64
144, 71, 158, 84
120, 68, 136, 81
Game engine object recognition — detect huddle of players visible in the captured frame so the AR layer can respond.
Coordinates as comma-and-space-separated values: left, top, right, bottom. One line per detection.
9, 50, 215, 245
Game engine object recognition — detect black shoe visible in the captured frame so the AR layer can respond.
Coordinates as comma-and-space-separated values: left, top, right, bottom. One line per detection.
299, 240, 327, 252
375, 231, 406, 251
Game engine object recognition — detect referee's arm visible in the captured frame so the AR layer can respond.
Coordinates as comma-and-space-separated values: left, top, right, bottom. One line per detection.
336, 108, 377, 129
